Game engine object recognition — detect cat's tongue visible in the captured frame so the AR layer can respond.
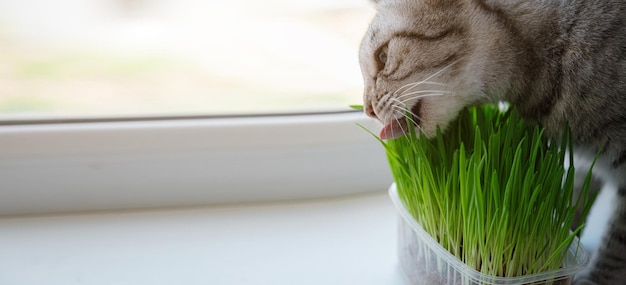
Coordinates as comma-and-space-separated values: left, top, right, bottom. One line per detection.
380, 119, 410, 140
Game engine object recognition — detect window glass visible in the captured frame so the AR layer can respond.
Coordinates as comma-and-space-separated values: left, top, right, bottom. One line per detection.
0, 0, 374, 120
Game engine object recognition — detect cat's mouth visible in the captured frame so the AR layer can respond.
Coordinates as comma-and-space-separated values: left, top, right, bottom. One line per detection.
379, 101, 422, 140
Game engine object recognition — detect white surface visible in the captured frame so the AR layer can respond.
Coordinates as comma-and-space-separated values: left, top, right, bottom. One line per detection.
0, 112, 392, 215
0, 192, 404, 285
0, 187, 611, 285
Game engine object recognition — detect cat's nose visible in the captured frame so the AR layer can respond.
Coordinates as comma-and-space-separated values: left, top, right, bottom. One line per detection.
365, 103, 378, 119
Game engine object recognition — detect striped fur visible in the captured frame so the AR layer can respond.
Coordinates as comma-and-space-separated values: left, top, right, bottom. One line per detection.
359, 0, 626, 284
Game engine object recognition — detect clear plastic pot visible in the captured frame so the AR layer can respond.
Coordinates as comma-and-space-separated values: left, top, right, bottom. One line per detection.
389, 184, 589, 285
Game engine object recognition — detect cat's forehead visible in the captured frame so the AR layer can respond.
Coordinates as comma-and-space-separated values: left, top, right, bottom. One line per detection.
366, 1, 456, 43
364, 10, 409, 46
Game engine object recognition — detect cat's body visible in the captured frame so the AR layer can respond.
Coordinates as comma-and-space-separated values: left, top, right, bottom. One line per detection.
359, 0, 626, 284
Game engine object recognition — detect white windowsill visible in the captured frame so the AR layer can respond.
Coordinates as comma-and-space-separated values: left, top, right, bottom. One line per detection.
0, 185, 612, 285
0, 191, 406, 285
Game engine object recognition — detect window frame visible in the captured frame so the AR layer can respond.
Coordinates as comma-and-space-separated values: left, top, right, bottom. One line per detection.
0, 111, 392, 215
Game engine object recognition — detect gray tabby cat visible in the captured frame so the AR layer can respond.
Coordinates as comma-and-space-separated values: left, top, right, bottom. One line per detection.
358, 0, 626, 284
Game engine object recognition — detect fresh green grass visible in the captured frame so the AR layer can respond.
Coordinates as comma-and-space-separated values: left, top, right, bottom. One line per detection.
364, 105, 597, 277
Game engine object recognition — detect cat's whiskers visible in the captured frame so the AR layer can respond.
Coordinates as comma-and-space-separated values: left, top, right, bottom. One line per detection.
377, 61, 458, 129
397, 59, 459, 95
393, 81, 446, 97
390, 99, 421, 120
388, 110, 408, 139
392, 116, 403, 139
390, 97, 426, 122
378, 91, 431, 121
391, 105, 425, 134
375, 93, 392, 114
390, 100, 425, 133
396, 90, 448, 102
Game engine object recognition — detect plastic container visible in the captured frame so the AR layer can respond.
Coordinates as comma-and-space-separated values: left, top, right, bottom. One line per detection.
389, 184, 589, 285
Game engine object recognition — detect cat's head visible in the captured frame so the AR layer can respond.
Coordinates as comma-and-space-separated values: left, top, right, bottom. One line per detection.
359, 0, 516, 139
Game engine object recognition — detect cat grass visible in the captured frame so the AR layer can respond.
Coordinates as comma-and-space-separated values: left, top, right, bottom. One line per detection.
361, 105, 597, 277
